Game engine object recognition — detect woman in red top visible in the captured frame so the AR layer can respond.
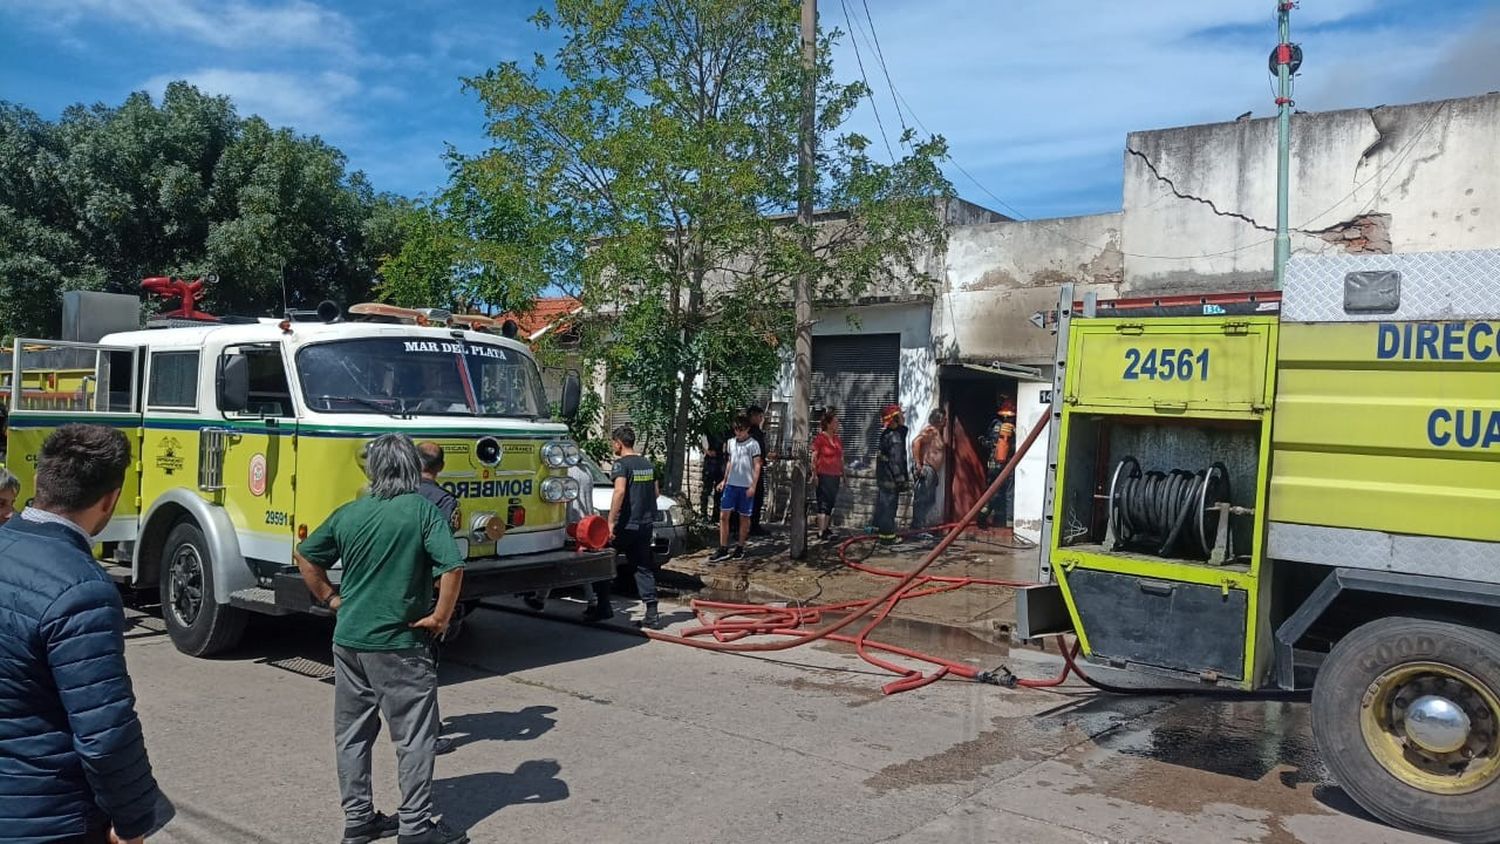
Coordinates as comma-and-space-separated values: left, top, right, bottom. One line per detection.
810, 408, 845, 540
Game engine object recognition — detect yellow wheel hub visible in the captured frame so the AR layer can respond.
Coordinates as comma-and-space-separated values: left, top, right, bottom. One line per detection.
1360, 661, 1500, 795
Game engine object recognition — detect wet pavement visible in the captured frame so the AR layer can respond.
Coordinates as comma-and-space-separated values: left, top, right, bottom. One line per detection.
121, 598, 1442, 844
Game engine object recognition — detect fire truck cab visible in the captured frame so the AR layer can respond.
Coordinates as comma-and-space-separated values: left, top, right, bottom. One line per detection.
6, 289, 614, 657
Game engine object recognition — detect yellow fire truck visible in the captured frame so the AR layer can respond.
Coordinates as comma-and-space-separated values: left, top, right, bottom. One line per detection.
6, 288, 614, 657
1021, 248, 1500, 841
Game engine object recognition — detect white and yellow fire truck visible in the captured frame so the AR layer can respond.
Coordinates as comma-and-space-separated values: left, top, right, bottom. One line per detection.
6, 286, 614, 657
1022, 249, 1500, 841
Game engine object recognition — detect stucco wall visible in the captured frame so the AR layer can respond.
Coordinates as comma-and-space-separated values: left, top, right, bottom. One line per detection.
1122, 92, 1500, 293
935, 213, 1123, 365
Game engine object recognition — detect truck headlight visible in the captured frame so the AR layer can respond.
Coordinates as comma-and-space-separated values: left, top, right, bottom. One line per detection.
541, 441, 567, 468
561, 441, 581, 466
541, 477, 577, 502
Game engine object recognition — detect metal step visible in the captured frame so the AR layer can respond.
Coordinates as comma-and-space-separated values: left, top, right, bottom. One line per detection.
228, 587, 292, 615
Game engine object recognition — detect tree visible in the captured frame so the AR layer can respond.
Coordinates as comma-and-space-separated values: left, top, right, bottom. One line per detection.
451, 0, 952, 492
376, 154, 559, 316
0, 82, 405, 339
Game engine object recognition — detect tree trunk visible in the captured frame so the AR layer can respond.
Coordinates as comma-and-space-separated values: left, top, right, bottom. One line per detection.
665, 357, 698, 495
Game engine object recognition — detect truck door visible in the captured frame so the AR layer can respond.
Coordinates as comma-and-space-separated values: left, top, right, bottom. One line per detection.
214, 343, 298, 567
7, 339, 141, 542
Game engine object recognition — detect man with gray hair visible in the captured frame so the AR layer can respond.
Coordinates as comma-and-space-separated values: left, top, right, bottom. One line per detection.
295, 433, 469, 844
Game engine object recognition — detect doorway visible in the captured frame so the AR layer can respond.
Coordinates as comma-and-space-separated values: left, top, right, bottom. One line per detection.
939, 366, 1017, 523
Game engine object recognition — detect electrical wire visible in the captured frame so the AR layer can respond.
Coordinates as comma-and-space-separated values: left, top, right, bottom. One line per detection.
837, 0, 897, 162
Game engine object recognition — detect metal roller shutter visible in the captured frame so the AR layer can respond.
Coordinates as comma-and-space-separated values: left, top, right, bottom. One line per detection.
812, 333, 900, 469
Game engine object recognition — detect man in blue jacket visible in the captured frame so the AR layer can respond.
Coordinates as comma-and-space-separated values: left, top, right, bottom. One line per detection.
0, 424, 160, 843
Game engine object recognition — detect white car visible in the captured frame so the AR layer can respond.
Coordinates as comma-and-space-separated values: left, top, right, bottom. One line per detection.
577, 455, 688, 564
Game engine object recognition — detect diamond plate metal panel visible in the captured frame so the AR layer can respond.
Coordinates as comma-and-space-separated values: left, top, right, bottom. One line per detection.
1269, 522, 1500, 584
1283, 249, 1500, 322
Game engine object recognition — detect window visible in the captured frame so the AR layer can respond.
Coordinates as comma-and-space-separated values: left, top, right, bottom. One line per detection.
225, 345, 293, 417
295, 337, 549, 419
148, 351, 200, 409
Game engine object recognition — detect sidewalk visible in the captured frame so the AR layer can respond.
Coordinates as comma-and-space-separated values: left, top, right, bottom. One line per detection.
659, 524, 1040, 650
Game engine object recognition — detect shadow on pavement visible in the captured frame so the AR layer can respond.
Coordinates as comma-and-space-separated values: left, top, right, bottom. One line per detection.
434, 760, 569, 829
442, 705, 558, 751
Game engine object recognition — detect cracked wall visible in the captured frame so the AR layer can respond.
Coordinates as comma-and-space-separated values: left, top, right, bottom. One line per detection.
937, 213, 1123, 364
1121, 92, 1500, 293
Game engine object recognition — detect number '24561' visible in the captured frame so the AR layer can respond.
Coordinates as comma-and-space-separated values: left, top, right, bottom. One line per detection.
1123, 348, 1210, 381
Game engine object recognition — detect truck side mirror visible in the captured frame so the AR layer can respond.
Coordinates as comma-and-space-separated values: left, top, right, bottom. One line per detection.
560, 371, 582, 421
218, 355, 250, 413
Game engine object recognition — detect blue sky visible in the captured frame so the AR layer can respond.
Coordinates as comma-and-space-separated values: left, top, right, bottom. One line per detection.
2, 0, 1497, 220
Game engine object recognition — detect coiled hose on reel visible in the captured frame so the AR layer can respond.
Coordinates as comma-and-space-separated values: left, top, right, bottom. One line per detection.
1109, 457, 1231, 560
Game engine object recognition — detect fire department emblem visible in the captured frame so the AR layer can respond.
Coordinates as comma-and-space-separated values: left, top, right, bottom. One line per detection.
249, 453, 268, 497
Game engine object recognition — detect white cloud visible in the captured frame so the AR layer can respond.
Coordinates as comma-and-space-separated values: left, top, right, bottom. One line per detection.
828, 0, 1484, 216
142, 68, 361, 135
4, 0, 356, 56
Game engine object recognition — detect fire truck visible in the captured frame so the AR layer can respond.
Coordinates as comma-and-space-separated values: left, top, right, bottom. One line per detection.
5, 280, 615, 656
1020, 248, 1500, 841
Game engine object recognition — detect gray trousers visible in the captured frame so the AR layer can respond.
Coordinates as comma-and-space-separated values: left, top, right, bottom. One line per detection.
333, 644, 440, 836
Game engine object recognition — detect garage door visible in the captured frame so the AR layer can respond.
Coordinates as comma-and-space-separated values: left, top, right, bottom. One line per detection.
812, 333, 900, 469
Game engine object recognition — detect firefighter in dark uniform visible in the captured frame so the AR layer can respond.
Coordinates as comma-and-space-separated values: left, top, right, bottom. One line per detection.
979, 397, 1017, 529
873, 404, 910, 543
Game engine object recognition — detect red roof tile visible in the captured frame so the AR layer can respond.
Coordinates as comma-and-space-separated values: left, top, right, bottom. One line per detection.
495, 296, 582, 339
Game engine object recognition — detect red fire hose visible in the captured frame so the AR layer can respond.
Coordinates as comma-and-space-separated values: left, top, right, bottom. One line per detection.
644, 407, 1096, 695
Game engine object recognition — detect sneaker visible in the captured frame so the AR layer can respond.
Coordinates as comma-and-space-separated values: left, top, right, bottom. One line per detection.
343, 811, 398, 844
583, 604, 615, 622
707, 546, 731, 563
639, 609, 666, 630
730, 545, 745, 560
434, 736, 456, 756
398, 820, 469, 844
819, 529, 833, 541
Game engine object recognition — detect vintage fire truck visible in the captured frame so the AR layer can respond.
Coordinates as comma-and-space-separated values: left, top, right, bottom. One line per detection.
1021, 249, 1500, 842
6, 281, 614, 656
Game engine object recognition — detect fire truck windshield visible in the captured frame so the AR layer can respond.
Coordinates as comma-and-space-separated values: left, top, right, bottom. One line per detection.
295, 337, 552, 419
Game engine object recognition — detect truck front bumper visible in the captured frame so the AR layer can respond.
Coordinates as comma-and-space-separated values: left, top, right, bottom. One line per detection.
273, 547, 618, 614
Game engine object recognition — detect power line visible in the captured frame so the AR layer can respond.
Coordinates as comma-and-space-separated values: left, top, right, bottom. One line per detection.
837, 0, 896, 161
855, 0, 910, 136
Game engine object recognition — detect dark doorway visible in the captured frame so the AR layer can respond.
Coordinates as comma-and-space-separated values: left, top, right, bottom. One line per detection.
940, 366, 1017, 522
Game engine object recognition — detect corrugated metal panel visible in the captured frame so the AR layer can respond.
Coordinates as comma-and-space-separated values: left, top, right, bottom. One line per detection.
813, 334, 900, 468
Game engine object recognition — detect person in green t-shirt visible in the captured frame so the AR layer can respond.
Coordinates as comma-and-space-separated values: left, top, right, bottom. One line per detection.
294, 433, 469, 844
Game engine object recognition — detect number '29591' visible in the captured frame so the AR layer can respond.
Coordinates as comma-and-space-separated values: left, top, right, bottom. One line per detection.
1122, 348, 1210, 381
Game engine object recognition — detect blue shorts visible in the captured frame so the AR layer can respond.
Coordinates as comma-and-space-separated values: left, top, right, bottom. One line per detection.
720, 484, 754, 516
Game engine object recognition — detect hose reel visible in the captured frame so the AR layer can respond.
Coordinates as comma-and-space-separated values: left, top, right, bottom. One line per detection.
1107, 457, 1245, 562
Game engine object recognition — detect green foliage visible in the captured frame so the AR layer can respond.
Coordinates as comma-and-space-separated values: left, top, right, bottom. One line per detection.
0, 82, 405, 338
448, 0, 953, 490
376, 152, 561, 316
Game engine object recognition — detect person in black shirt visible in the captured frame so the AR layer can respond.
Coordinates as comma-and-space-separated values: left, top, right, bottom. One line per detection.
874, 404, 911, 544
415, 442, 462, 757
608, 425, 665, 629
746, 405, 770, 537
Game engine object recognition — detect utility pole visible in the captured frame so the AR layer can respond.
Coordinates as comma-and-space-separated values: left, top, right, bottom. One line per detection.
788, 0, 816, 559
1273, 1, 1296, 288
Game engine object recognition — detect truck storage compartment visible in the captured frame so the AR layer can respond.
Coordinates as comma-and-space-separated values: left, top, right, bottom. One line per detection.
1058, 414, 1263, 567
1069, 568, 1248, 680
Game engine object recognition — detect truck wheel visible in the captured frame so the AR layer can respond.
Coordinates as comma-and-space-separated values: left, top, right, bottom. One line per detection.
1313, 616, 1500, 843
159, 521, 248, 657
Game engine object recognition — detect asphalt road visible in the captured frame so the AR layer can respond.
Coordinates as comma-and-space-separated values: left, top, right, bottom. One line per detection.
120, 599, 1441, 844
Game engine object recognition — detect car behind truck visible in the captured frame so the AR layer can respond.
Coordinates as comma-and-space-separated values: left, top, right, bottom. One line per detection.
6, 288, 615, 657
1021, 248, 1500, 842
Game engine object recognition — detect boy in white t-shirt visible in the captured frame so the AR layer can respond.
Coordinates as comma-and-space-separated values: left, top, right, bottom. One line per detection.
709, 415, 762, 561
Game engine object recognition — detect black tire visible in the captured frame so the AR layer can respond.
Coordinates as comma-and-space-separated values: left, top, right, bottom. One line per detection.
1313, 616, 1500, 843
159, 521, 248, 657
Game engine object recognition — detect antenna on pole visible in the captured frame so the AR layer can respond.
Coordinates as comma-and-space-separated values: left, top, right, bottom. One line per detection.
1272, 2, 1301, 289
280, 259, 290, 318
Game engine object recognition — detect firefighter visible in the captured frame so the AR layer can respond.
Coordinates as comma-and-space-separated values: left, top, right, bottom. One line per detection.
873, 404, 910, 544
979, 397, 1017, 529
